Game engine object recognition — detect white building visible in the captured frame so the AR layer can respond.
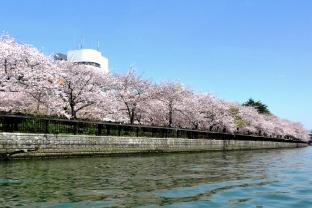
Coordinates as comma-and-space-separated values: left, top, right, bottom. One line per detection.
67, 49, 109, 73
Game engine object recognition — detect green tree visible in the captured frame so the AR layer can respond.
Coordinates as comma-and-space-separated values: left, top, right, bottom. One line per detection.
243, 98, 270, 114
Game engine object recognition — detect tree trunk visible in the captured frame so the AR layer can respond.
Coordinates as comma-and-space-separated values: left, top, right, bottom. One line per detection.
4, 59, 8, 74
70, 102, 76, 119
168, 102, 173, 127
36, 94, 42, 112
130, 108, 135, 124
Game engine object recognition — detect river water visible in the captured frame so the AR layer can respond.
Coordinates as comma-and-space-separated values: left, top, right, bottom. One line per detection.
0, 147, 311, 208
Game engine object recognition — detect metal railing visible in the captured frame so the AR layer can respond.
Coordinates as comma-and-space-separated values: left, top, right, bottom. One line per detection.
0, 114, 306, 143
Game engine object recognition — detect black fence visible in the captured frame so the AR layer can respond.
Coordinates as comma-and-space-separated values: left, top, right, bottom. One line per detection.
0, 114, 306, 144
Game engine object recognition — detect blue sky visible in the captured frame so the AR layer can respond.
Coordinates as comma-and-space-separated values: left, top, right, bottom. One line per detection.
1, 0, 311, 129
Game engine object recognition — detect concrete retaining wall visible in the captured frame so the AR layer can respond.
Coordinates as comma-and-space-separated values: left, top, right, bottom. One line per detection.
0, 133, 308, 159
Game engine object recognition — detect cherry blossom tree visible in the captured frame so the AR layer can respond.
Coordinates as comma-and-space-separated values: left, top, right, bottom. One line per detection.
140, 99, 167, 126
174, 93, 204, 129
0, 35, 55, 92
154, 81, 192, 127
55, 62, 104, 119
0, 35, 60, 114
199, 97, 236, 133
109, 70, 153, 124
0, 35, 309, 141
78, 76, 121, 122
173, 93, 234, 131
0, 91, 32, 113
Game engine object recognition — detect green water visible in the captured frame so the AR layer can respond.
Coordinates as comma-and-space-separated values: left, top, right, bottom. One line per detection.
1, 147, 312, 208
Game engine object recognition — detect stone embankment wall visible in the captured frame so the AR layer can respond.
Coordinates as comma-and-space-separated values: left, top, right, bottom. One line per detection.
0, 133, 308, 159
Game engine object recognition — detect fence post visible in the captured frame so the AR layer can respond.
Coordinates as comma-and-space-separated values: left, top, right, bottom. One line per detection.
44, 119, 49, 134
73, 122, 78, 135
97, 124, 102, 136
5, 117, 16, 132
107, 125, 110, 136
3, 117, 9, 132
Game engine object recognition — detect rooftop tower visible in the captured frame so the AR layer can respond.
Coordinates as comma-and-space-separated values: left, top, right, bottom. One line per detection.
67, 49, 109, 73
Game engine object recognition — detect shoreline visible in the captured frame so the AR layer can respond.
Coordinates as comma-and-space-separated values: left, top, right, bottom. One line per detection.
0, 132, 307, 160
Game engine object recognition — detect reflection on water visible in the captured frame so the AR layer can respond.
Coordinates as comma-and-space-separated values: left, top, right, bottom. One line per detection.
1, 148, 312, 207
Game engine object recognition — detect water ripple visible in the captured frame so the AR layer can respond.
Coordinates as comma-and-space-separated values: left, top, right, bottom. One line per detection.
0, 147, 311, 207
